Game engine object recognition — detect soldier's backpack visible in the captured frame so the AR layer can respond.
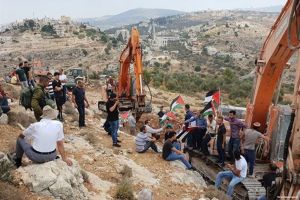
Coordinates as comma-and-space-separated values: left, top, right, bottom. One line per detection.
20, 87, 33, 110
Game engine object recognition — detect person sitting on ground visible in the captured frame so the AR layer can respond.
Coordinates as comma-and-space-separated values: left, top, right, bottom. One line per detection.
216, 116, 227, 167
145, 119, 164, 140
11, 106, 72, 168
135, 126, 159, 153
72, 80, 89, 128
184, 110, 207, 150
31, 76, 49, 121
201, 114, 217, 157
215, 151, 247, 197
127, 111, 136, 135
241, 122, 269, 178
162, 131, 194, 170
0, 82, 11, 114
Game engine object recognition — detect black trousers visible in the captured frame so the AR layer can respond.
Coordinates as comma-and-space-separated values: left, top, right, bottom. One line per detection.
201, 133, 212, 156
77, 103, 85, 127
191, 128, 206, 149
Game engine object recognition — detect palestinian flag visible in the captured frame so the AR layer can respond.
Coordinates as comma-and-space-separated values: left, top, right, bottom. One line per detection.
200, 101, 214, 116
119, 111, 129, 121
160, 111, 177, 123
170, 96, 185, 112
204, 90, 221, 104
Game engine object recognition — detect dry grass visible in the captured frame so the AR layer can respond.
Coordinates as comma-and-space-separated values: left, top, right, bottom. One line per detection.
114, 179, 134, 200
204, 185, 228, 199
7, 111, 35, 128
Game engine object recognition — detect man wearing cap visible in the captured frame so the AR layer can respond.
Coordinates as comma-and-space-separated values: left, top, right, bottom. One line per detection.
145, 119, 165, 140
241, 122, 268, 178
11, 106, 72, 168
106, 93, 121, 147
72, 80, 89, 128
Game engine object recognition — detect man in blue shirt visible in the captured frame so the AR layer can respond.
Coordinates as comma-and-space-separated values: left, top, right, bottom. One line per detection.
185, 110, 207, 150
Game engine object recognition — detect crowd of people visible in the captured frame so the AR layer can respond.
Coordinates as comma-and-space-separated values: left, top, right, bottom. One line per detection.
1, 66, 274, 199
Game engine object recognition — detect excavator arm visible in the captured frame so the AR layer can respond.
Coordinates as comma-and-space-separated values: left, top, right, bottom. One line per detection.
245, 0, 300, 198
118, 27, 144, 98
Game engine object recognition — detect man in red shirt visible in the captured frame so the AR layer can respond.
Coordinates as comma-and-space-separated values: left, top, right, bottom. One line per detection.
0, 83, 11, 113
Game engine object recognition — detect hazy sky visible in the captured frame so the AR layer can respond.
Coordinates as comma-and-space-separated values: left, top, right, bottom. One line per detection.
0, 0, 286, 24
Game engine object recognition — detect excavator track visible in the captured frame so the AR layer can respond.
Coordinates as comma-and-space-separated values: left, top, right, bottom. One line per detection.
189, 150, 266, 200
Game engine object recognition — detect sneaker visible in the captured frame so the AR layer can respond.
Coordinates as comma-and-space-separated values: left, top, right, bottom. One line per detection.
113, 143, 121, 147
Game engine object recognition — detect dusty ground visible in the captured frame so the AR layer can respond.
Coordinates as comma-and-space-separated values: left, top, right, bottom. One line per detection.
0, 84, 208, 200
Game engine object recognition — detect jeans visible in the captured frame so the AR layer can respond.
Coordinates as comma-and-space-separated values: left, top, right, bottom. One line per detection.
77, 103, 85, 127
217, 139, 225, 164
257, 195, 266, 200
108, 120, 119, 144
140, 141, 158, 153
244, 149, 256, 175
0, 97, 10, 113
20, 81, 28, 88
173, 141, 181, 150
191, 128, 206, 149
166, 152, 192, 169
228, 137, 240, 161
215, 170, 245, 197
201, 133, 211, 156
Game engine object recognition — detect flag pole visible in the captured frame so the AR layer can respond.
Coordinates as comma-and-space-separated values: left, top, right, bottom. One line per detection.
219, 87, 222, 116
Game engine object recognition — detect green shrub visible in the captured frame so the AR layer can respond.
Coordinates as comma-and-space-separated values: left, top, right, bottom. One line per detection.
0, 159, 13, 182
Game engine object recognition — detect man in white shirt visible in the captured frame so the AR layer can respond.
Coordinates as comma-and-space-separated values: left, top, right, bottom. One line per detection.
215, 151, 247, 197
12, 106, 72, 168
59, 68, 67, 86
201, 114, 217, 156
144, 119, 165, 139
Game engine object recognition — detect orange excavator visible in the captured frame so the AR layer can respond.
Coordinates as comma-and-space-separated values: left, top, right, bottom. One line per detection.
245, 0, 300, 198
99, 27, 152, 119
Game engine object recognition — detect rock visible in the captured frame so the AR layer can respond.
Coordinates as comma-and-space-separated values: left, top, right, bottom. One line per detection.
0, 113, 8, 124
81, 155, 94, 164
138, 188, 153, 200
86, 171, 114, 200
170, 170, 207, 188
85, 109, 94, 116
115, 155, 159, 186
170, 160, 187, 170
15, 159, 90, 200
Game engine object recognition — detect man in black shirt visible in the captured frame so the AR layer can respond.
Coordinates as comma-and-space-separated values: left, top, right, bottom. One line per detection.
162, 131, 194, 170
106, 93, 121, 147
72, 80, 89, 127
257, 164, 278, 200
216, 116, 227, 167
157, 106, 165, 123
52, 72, 65, 121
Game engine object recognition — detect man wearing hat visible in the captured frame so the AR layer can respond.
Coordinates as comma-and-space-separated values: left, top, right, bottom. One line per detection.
12, 105, 72, 167
106, 93, 121, 147
241, 122, 268, 178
